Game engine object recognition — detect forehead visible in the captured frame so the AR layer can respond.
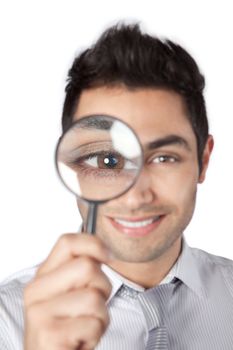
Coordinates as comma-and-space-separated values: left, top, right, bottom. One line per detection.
74, 86, 196, 147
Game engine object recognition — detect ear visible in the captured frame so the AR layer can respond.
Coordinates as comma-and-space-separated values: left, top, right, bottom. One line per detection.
198, 135, 214, 183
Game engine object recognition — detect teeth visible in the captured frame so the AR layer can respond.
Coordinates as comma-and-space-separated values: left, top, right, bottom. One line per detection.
114, 216, 160, 228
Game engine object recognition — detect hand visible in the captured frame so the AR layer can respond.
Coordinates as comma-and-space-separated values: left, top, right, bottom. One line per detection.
24, 233, 112, 350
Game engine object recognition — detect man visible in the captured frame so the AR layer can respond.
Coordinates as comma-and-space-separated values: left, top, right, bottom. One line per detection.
1, 22, 233, 350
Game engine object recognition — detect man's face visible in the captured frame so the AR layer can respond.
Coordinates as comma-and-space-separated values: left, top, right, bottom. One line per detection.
73, 86, 212, 263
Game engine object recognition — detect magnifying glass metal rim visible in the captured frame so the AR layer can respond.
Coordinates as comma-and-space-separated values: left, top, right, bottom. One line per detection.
54, 113, 144, 204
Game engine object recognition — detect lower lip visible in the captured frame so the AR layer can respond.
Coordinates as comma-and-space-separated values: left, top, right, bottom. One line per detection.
108, 216, 165, 237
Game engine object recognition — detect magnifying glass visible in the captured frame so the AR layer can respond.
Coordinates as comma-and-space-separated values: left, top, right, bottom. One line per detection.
55, 114, 143, 234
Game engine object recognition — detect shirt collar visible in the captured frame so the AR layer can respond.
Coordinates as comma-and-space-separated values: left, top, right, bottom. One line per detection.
101, 263, 144, 303
101, 235, 208, 303
175, 236, 208, 298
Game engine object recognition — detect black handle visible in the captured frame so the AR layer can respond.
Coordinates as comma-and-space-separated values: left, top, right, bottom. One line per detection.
86, 202, 98, 234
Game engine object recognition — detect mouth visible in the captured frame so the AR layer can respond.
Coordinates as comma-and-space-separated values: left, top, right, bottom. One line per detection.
107, 215, 165, 237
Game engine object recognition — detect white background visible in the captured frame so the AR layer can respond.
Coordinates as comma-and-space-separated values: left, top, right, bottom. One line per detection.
0, 0, 232, 281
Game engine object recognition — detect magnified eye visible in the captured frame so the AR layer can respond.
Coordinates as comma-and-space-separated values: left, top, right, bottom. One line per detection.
85, 153, 122, 169
85, 152, 137, 170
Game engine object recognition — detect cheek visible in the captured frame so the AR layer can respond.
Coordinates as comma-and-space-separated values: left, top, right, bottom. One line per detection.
147, 162, 199, 201
151, 165, 199, 206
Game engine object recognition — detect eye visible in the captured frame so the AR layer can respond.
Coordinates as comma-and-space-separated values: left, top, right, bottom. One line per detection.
84, 152, 137, 170
152, 155, 177, 164
85, 153, 121, 169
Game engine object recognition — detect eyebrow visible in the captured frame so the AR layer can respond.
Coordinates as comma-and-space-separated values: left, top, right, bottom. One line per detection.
74, 116, 113, 130
146, 134, 191, 152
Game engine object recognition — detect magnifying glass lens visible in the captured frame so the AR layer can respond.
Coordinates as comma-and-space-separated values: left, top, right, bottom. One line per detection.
55, 115, 143, 202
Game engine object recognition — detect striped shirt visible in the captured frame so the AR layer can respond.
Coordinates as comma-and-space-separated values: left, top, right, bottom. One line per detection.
1, 235, 233, 349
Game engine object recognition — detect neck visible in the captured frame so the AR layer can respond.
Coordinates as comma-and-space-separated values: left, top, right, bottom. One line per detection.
107, 237, 182, 289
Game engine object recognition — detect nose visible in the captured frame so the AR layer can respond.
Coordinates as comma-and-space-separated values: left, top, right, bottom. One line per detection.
121, 168, 155, 209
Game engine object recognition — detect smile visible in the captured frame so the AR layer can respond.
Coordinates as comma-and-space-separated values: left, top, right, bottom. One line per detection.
114, 216, 160, 228
108, 215, 165, 237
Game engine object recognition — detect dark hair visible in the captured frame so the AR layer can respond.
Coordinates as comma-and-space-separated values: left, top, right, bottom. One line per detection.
62, 22, 208, 171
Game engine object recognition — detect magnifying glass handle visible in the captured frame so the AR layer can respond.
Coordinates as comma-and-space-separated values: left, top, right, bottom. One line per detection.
86, 202, 98, 234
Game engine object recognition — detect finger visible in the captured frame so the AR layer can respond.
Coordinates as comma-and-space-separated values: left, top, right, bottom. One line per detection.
37, 234, 111, 276
53, 316, 106, 350
24, 316, 106, 350
35, 288, 110, 329
24, 257, 112, 305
